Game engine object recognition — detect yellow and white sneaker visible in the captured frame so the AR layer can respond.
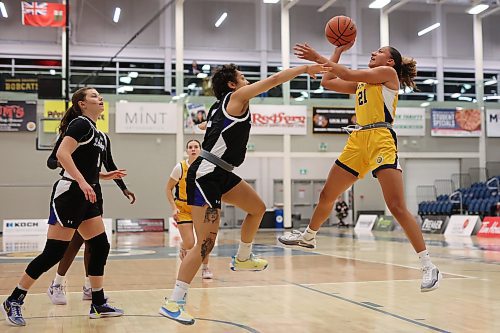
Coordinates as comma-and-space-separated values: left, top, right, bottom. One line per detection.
159, 299, 195, 325
230, 253, 268, 271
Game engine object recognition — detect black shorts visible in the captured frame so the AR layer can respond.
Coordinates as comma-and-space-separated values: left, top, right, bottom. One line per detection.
187, 157, 241, 209
48, 179, 103, 229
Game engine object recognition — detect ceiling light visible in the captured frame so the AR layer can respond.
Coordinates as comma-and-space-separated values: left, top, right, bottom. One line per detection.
113, 7, 121, 23
420, 102, 430, 107
0, 2, 8, 18
197, 73, 208, 79
423, 79, 438, 85
418, 23, 440, 37
468, 4, 489, 15
120, 77, 132, 84
49, 69, 56, 75
202, 64, 211, 71
128, 71, 138, 78
485, 79, 497, 86
458, 96, 472, 102
451, 93, 461, 98
263, 0, 280, 3
369, 0, 391, 9
215, 12, 228, 28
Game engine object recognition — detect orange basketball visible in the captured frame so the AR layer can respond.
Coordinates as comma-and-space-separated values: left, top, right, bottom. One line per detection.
325, 15, 357, 47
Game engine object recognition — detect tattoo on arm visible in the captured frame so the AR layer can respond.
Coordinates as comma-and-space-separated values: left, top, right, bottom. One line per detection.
204, 208, 219, 224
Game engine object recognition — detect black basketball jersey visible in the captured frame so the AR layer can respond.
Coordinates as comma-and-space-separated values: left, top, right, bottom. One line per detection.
202, 92, 251, 167
61, 115, 106, 184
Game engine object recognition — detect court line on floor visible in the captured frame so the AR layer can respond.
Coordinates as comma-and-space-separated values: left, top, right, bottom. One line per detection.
288, 282, 451, 333
20, 314, 260, 332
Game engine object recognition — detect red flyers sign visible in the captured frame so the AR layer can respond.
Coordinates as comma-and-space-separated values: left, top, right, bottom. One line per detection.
21, 2, 66, 27
477, 217, 500, 238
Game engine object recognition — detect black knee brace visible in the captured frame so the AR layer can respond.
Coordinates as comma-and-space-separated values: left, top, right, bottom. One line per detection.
25, 239, 70, 279
87, 232, 110, 276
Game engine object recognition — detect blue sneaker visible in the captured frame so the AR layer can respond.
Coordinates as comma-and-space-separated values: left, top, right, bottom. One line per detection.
89, 303, 124, 319
2, 299, 26, 326
159, 299, 195, 325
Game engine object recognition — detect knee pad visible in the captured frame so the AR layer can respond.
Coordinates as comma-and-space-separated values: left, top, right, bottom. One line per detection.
25, 239, 70, 279
87, 232, 110, 276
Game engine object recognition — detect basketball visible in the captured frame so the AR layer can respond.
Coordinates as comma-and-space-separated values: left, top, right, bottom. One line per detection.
325, 15, 357, 47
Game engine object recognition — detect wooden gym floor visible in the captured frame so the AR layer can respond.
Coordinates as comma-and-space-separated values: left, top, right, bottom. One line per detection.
1, 228, 499, 332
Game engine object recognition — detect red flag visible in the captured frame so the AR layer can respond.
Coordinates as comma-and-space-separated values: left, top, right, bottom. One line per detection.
21, 2, 66, 27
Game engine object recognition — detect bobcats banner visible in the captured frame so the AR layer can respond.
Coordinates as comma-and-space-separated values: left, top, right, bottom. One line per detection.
21, 2, 66, 27
43, 100, 109, 133
0, 101, 37, 132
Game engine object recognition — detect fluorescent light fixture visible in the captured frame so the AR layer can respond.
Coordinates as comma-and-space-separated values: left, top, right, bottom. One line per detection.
463, 83, 472, 90
468, 4, 489, 15
172, 95, 181, 100
314, 86, 324, 94
301, 91, 309, 98
420, 102, 430, 107
215, 12, 227, 28
417, 23, 440, 37
124, 86, 134, 92
485, 96, 500, 100
120, 76, 132, 84
0, 2, 7, 18
113, 7, 121, 23
263, 0, 280, 3
458, 96, 472, 102
128, 71, 138, 78
197, 73, 208, 79
202, 64, 211, 71
423, 79, 438, 85
49, 69, 56, 75
451, 93, 461, 98
485, 79, 497, 86
187, 83, 197, 89
295, 96, 305, 102
427, 94, 435, 101
369, 0, 391, 9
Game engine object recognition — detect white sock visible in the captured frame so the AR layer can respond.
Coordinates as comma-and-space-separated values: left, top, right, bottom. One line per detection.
84, 277, 91, 289
54, 273, 65, 286
418, 250, 433, 268
202, 263, 209, 270
303, 226, 318, 241
17, 284, 28, 291
236, 241, 252, 261
171, 280, 190, 302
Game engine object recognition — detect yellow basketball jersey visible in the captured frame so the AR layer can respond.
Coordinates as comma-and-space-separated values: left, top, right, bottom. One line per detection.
174, 160, 189, 201
355, 83, 398, 126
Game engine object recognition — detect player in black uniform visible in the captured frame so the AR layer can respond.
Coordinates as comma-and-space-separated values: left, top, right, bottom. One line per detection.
2, 87, 125, 326
159, 62, 327, 325
46, 130, 135, 305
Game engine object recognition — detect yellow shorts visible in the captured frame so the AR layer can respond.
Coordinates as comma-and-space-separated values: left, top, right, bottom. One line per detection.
175, 200, 193, 223
336, 128, 402, 179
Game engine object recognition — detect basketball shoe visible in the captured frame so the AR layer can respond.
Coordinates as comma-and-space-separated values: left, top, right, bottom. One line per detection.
421, 265, 442, 292
159, 299, 195, 325
230, 253, 268, 271
47, 281, 67, 305
89, 303, 124, 319
2, 299, 25, 326
278, 230, 316, 249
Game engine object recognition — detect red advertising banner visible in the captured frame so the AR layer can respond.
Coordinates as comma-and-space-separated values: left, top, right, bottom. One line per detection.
0, 101, 37, 132
21, 2, 66, 27
477, 217, 500, 238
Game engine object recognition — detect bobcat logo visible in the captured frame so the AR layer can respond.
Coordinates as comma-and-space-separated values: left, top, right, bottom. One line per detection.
376, 156, 384, 164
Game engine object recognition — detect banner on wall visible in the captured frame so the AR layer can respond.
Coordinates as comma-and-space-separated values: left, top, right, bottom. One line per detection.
444, 215, 481, 236
116, 218, 165, 232
476, 217, 500, 238
0, 75, 38, 93
0, 101, 37, 132
116, 102, 177, 134
184, 102, 207, 134
392, 107, 425, 136
354, 214, 377, 231
486, 109, 500, 137
250, 105, 307, 135
431, 108, 481, 137
421, 215, 448, 234
43, 100, 109, 133
312, 107, 355, 133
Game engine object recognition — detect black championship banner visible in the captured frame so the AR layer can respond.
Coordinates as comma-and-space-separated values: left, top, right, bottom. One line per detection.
116, 218, 165, 232
421, 215, 448, 234
312, 107, 356, 133
0, 74, 38, 93
0, 100, 37, 132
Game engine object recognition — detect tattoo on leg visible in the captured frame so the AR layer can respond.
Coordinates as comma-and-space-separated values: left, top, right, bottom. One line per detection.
204, 208, 219, 224
200, 236, 215, 260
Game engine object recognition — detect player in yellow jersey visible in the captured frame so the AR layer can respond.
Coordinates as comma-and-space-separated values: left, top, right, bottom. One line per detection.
279, 42, 442, 292
166, 139, 213, 279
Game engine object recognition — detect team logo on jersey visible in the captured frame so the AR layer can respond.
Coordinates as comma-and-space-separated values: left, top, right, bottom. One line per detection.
376, 156, 384, 164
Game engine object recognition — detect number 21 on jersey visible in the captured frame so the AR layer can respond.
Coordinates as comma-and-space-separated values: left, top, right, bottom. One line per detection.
358, 89, 367, 106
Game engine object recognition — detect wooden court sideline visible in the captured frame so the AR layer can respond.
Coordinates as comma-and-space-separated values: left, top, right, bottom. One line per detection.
1, 228, 499, 332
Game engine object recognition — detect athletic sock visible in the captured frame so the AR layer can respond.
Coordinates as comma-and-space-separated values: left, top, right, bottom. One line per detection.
54, 272, 65, 286
418, 250, 433, 268
302, 226, 318, 241
171, 280, 190, 302
8, 286, 28, 303
236, 241, 252, 261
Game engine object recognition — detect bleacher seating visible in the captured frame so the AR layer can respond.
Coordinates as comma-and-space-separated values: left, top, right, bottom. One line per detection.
418, 176, 500, 217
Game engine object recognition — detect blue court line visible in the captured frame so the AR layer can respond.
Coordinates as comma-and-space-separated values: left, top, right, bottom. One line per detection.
26, 314, 260, 332
288, 282, 451, 333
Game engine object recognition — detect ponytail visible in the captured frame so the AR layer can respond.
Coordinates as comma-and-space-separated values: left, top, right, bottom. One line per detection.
388, 46, 418, 91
